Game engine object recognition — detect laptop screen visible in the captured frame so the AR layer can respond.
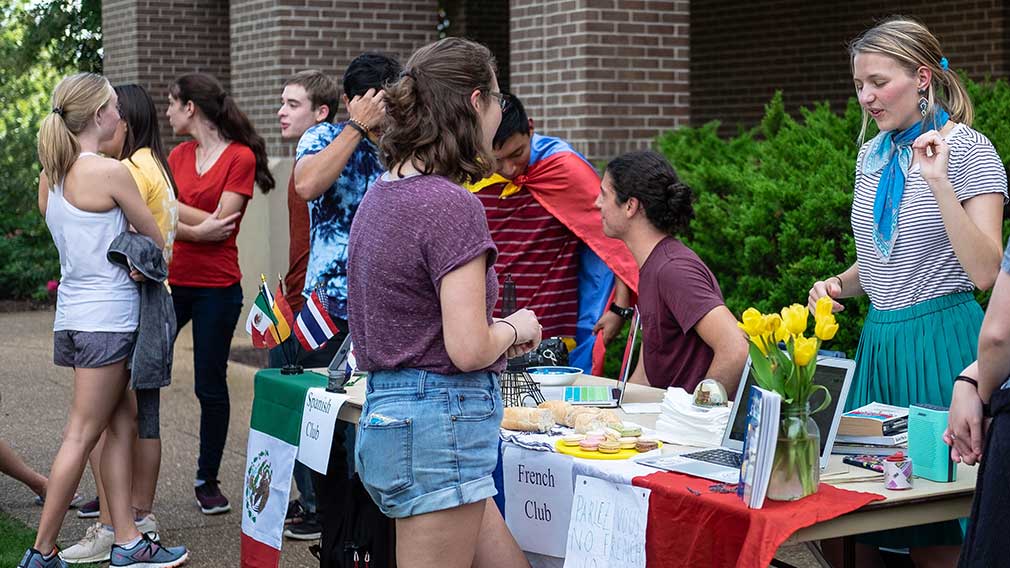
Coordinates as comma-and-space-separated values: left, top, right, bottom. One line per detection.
726, 358, 852, 458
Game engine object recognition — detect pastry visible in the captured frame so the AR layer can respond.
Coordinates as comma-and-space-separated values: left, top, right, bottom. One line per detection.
614, 422, 638, 434
579, 438, 601, 451
501, 407, 554, 433
564, 406, 600, 428
562, 434, 585, 446
619, 437, 638, 449
597, 409, 622, 426
635, 439, 660, 453
573, 413, 605, 434
598, 440, 621, 454
539, 400, 572, 425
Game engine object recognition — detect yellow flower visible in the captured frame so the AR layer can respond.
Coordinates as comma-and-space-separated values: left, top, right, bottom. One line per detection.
738, 308, 765, 337
763, 313, 782, 335
774, 321, 790, 342
793, 335, 817, 366
780, 304, 808, 336
815, 295, 834, 320
815, 315, 839, 341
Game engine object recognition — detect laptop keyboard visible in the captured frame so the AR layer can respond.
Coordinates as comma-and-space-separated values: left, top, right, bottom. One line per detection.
682, 448, 743, 468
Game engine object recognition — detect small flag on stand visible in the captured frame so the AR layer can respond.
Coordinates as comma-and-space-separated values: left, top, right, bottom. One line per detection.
294, 289, 339, 351
245, 275, 293, 349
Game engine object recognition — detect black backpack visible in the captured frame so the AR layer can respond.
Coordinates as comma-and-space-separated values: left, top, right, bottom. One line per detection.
310, 425, 394, 568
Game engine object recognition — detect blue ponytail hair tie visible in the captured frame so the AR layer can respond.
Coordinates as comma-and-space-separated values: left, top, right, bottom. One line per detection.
940, 57, 949, 71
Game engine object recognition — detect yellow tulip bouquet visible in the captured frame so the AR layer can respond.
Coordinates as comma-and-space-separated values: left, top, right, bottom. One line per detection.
736, 296, 840, 500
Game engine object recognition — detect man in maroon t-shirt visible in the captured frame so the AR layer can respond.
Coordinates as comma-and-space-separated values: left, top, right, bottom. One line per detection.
596, 151, 748, 394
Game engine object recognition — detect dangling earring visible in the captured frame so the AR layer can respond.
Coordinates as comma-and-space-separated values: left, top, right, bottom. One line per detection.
918, 89, 929, 117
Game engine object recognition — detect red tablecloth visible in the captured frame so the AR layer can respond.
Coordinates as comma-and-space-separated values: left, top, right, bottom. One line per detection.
632, 472, 885, 568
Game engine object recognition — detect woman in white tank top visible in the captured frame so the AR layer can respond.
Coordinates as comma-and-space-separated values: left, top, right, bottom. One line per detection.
20, 73, 187, 567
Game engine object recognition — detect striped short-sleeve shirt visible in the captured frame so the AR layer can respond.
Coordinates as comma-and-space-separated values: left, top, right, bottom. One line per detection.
852, 124, 1008, 311
476, 184, 580, 338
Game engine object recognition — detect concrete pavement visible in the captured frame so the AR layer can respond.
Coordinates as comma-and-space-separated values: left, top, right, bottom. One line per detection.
0, 309, 315, 567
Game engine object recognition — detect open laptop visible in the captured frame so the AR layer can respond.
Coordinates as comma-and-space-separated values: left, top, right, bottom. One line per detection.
539, 310, 640, 408
637, 354, 855, 482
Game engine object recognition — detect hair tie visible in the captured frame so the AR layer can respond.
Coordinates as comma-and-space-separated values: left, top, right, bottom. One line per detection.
52, 107, 64, 117
400, 69, 415, 80
940, 57, 949, 71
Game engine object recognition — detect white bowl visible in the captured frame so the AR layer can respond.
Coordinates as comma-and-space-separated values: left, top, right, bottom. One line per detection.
527, 366, 583, 387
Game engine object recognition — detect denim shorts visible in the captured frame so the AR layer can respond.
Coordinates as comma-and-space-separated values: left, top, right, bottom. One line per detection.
54, 330, 135, 368
355, 368, 503, 518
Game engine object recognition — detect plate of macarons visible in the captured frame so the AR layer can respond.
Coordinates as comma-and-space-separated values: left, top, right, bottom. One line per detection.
554, 423, 662, 460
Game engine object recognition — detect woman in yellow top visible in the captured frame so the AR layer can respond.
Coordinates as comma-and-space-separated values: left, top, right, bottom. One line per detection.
60, 84, 180, 564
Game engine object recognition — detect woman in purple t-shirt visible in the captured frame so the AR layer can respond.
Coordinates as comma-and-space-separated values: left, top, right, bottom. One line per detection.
595, 150, 748, 395
346, 38, 541, 567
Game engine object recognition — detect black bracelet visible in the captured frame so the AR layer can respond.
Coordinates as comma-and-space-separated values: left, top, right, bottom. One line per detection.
954, 375, 979, 389
346, 120, 368, 138
497, 319, 518, 346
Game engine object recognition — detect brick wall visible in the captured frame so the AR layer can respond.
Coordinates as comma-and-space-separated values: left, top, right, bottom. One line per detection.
102, 0, 231, 147
691, 0, 1009, 133
448, 0, 511, 93
230, 0, 439, 159
510, 0, 691, 162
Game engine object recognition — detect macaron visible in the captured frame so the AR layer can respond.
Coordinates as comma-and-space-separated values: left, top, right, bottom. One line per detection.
604, 427, 621, 441
618, 437, 638, 450
635, 439, 659, 453
598, 440, 621, 454
579, 438, 601, 451
618, 424, 643, 437
562, 434, 585, 446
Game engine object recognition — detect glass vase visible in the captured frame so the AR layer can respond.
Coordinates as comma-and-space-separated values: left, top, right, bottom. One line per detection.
767, 403, 820, 501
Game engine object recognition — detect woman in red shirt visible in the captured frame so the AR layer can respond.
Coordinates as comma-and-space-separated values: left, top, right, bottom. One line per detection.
165, 72, 274, 515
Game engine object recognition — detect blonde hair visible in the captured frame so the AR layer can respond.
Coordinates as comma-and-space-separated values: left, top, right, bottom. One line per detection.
37, 73, 114, 188
849, 17, 972, 144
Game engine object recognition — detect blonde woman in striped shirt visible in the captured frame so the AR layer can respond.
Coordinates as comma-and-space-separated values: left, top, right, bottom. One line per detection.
808, 17, 1006, 568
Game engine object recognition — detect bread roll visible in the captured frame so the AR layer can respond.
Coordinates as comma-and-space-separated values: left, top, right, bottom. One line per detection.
597, 409, 621, 426
564, 406, 600, 428
538, 400, 572, 425
502, 407, 555, 433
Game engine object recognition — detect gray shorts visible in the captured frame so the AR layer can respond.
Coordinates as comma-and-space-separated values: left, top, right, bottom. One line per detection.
54, 330, 136, 368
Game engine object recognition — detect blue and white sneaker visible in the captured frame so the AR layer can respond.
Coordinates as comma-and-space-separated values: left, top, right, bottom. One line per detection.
18, 548, 68, 568
109, 534, 188, 567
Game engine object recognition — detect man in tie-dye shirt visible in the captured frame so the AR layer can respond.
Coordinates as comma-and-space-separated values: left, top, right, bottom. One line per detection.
294, 53, 401, 324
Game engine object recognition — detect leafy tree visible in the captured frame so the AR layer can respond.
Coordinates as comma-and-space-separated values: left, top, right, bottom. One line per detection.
0, 0, 102, 301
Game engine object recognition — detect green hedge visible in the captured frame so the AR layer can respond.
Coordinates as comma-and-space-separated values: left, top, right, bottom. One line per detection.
655, 78, 1010, 359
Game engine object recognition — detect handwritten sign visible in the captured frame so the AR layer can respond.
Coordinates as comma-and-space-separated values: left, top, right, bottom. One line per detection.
563, 475, 650, 568
297, 388, 347, 473
503, 445, 574, 557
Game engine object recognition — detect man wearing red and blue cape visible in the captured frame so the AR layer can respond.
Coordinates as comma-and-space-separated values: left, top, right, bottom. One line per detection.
466, 94, 638, 375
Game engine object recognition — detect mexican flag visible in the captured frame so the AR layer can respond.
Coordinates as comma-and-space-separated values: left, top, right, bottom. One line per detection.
240, 376, 300, 567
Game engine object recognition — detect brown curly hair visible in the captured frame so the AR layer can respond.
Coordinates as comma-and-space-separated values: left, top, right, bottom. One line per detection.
379, 37, 498, 185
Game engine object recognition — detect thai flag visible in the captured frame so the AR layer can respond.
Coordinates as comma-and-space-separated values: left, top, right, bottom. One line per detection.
293, 290, 338, 351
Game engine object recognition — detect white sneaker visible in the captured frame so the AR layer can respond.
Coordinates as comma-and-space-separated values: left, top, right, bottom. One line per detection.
59, 521, 114, 564
135, 513, 160, 542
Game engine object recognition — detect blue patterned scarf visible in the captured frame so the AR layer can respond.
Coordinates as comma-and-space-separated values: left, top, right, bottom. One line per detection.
862, 107, 950, 261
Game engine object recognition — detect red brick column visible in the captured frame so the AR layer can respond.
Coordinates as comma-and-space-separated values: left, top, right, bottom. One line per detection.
229, 0, 439, 158
101, 0, 232, 147
510, 0, 691, 162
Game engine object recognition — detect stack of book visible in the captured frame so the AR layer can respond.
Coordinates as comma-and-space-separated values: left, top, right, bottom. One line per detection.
831, 402, 908, 456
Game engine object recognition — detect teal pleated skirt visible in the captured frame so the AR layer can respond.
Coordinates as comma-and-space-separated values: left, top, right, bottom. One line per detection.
848, 292, 982, 549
